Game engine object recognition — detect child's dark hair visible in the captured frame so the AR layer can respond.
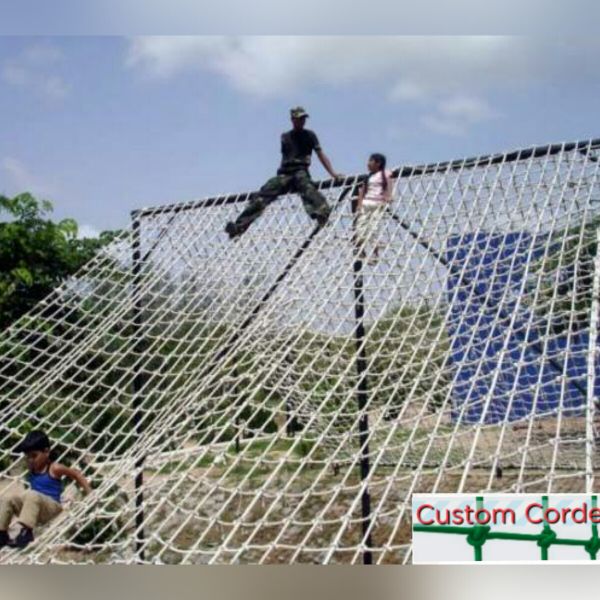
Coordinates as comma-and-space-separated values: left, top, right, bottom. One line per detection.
15, 429, 57, 461
369, 152, 388, 192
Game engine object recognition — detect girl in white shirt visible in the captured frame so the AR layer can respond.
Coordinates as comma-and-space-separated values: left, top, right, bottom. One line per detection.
355, 153, 395, 264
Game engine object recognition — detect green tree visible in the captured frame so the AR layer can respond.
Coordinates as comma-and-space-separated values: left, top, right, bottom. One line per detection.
0, 193, 120, 329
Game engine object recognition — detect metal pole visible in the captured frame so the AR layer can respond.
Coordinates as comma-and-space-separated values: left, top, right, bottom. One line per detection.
586, 227, 600, 493
284, 348, 295, 437
350, 189, 374, 565
131, 215, 146, 562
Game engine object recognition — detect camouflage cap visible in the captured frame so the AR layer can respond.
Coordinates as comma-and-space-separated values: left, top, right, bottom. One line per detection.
290, 106, 309, 119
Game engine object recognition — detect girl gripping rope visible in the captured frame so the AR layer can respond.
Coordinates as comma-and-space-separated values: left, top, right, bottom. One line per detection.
355, 153, 395, 264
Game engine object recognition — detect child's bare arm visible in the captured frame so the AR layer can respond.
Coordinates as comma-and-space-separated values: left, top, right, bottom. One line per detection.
315, 149, 343, 179
50, 463, 92, 495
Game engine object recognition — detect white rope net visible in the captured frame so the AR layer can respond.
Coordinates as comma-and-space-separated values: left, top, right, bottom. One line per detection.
1, 138, 600, 564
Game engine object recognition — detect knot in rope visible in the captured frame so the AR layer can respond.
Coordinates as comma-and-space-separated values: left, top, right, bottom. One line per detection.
536, 528, 557, 550
584, 536, 600, 558
466, 525, 490, 548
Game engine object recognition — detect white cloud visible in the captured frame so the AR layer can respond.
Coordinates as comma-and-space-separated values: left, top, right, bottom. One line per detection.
1, 157, 56, 197
127, 36, 232, 77
1, 42, 70, 100
388, 80, 428, 102
41, 75, 70, 100
420, 115, 467, 137
125, 36, 558, 135
127, 36, 600, 136
77, 224, 101, 239
127, 36, 568, 97
419, 93, 500, 136
22, 43, 64, 66
1, 64, 30, 86
2, 157, 34, 188
128, 36, 538, 97
438, 94, 498, 123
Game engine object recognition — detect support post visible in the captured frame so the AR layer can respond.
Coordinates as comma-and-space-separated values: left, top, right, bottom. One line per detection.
284, 349, 294, 437
586, 226, 600, 493
235, 413, 241, 453
131, 215, 146, 562
350, 189, 374, 565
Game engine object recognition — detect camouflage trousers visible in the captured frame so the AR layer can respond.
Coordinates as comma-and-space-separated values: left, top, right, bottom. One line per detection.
233, 169, 331, 234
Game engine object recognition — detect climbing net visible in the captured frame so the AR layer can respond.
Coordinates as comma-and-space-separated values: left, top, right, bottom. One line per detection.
0, 138, 599, 564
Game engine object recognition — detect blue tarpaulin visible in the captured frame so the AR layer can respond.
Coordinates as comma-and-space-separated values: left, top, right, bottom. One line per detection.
446, 232, 593, 424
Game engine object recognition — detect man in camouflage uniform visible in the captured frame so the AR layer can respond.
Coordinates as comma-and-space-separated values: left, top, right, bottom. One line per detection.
225, 106, 344, 239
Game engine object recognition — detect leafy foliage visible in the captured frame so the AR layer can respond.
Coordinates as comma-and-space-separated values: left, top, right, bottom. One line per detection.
0, 193, 121, 330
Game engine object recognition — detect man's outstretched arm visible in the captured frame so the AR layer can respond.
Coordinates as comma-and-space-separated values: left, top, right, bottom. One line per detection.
316, 149, 344, 180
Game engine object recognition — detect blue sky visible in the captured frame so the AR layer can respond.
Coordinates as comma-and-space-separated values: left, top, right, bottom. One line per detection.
1, 36, 599, 235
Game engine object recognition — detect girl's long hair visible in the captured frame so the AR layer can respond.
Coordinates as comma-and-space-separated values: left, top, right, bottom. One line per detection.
365, 153, 388, 195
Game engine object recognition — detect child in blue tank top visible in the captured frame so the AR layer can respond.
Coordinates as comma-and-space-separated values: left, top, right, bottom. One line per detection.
0, 430, 92, 549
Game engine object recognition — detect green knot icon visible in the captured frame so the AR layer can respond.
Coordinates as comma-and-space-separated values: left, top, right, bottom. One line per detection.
584, 536, 600, 559
536, 528, 557, 550
466, 525, 491, 548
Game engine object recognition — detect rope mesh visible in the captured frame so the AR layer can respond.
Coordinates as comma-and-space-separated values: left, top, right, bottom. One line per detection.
1, 138, 600, 563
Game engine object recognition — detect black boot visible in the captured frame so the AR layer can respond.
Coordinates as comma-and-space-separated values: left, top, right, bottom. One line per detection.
315, 213, 329, 227
0, 531, 9, 548
8, 526, 34, 549
225, 222, 240, 239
